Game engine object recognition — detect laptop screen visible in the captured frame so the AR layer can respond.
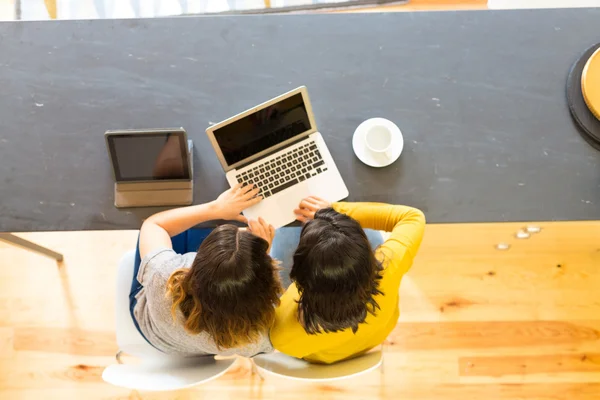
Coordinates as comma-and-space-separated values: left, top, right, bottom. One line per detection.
212, 93, 312, 166
107, 131, 190, 182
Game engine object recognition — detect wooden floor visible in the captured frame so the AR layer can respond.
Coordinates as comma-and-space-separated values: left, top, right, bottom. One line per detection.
1, 221, 599, 399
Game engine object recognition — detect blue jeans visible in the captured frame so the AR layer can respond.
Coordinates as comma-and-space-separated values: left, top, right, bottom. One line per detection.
130, 228, 213, 344
270, 227, 385, 289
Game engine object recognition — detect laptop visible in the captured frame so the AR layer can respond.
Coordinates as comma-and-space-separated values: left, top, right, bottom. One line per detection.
105, 128, 194, 208
206, 87, 348, 228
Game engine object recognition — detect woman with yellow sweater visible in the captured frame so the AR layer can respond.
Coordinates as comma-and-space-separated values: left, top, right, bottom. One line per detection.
269, 197, 425, 364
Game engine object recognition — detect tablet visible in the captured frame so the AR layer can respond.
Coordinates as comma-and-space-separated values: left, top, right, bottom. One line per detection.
105, 128, 191, 183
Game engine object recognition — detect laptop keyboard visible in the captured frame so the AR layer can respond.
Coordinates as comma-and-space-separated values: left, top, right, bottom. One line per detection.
236, 141, 327, 199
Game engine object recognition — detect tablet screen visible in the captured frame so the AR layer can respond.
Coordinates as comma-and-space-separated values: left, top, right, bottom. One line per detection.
107, 132, 190, 182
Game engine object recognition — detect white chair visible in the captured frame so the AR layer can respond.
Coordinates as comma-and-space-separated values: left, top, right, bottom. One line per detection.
102, 250, 237, 391
251, 349, 383, 382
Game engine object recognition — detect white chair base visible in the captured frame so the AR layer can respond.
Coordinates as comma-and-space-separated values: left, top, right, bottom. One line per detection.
103, 356, 237, 391
251, 350, 383, 382
103, 249, 236, 391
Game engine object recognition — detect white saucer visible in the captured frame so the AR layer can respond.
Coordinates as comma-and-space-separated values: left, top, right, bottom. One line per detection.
352, 118, 404, 168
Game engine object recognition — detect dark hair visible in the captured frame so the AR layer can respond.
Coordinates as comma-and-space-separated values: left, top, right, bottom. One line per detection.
290, 208, 384, 335
167, 224, 282, 349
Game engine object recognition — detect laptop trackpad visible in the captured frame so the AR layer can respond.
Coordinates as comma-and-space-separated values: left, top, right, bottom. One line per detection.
244, 184, 309, 228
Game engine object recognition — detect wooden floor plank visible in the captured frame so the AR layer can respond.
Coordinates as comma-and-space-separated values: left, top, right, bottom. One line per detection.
460, 353, 600, 376
13, 327, 116, 356
0, 327, 14, 357
387, 320, 600, 351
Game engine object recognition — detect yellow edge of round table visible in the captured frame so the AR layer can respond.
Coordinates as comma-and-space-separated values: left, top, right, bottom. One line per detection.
581, 47, 600, 121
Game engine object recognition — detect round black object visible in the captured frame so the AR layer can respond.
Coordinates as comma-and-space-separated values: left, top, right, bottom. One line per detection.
566, 43, 600, 151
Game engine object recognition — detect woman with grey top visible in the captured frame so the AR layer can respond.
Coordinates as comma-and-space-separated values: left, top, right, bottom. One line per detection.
130, 183, 282, 356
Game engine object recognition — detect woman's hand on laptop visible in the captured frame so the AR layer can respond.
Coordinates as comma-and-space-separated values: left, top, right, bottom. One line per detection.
212, 183, 262, 222
248, 217, 275, 252
294, 196, 331, 223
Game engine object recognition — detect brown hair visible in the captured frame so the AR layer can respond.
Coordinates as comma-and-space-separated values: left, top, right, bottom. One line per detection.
166, 225, 282, 349
291, 208, 384, 335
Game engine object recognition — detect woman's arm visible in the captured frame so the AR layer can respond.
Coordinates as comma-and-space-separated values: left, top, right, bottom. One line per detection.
332, 202, 425, 262
139, 184, 261, 259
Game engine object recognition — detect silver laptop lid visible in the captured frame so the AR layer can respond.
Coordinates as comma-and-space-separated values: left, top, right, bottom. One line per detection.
206, 86, 317, 172
105, 128, 192, 184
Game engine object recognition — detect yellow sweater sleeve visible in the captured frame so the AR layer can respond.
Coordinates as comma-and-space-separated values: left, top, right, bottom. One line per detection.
332, 202, 426, 276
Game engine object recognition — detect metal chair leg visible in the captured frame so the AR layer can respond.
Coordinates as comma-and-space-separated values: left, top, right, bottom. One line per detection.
380, 343, 386, 374
251, 359, 265, 381
0, 233, 64, 261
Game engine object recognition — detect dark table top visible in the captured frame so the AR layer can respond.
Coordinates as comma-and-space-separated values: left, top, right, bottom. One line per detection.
1, 9, 599, 232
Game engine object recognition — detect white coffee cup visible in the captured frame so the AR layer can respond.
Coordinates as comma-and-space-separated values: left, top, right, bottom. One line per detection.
365, 124, 393, 160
